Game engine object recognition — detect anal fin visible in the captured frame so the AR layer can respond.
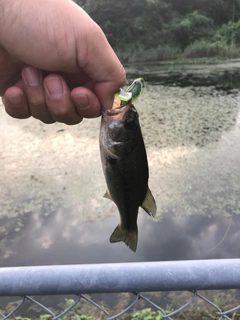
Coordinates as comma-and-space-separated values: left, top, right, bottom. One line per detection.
141, 187, 157, 217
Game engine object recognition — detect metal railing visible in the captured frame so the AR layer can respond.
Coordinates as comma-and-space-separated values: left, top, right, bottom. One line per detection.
0, 259, 240, 319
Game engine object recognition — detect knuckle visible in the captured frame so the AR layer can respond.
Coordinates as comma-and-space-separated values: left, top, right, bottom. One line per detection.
49, 103, 70, 118
114, 65, 126, 90
118, 68, 126, 86
27, 95, 44, 106
48, 103, 82, 125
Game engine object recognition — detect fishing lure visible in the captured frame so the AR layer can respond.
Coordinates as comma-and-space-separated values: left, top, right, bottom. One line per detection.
115, 88, 132, 101
114, 77, 145, 103
126, 77, 145, 102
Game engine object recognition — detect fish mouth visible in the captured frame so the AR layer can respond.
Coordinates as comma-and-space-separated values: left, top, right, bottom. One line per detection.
107, 100, 131, 117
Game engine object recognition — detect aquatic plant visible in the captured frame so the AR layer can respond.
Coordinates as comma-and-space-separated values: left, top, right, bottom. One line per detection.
131, 308, 163, 320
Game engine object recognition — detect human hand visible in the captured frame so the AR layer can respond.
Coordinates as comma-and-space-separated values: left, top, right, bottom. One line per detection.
0, 0, 126, 124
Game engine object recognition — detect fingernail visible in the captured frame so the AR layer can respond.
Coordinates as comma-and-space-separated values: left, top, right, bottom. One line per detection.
75, 95, 89, 109
46, 77, 63, 98
8, 95, 22, 105
24, 67, 40, 86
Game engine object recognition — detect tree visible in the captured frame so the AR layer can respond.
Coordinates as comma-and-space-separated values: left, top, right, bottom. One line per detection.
216, 20, 240, 45
170, 11, 214, 49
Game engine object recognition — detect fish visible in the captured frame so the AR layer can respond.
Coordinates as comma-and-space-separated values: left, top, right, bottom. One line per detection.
99, 90, 156, 252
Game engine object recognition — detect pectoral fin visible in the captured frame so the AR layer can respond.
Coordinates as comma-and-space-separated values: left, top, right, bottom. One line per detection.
141, 187, 157, 217
103, 190, 112, 200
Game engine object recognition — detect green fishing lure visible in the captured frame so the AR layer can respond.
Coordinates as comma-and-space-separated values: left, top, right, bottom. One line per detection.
115, 77, 145, 103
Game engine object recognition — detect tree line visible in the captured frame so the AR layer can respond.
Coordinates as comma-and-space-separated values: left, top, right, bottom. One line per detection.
75, 0, 240, 62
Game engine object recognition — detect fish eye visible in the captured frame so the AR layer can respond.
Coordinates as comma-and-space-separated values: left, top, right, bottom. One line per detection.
124, 117, 135, 129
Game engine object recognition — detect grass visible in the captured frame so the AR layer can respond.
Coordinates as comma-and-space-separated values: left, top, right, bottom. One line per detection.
131, 308, 163, 320
114, 40, 240, 64
115, 44, 181, 63
183, 39, 240, 59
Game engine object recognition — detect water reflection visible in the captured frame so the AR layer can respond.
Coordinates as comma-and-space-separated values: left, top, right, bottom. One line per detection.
1, 83, 240, 220
1, 62, 240, 265
127, 59, 240, 90
1, 207, 240, 267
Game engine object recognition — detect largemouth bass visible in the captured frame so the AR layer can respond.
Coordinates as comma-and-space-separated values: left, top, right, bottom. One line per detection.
99, 84, 156, 252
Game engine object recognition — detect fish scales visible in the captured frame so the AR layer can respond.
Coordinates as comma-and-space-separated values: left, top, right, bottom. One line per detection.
99, 91, 156, 252
102, 134, 148, 230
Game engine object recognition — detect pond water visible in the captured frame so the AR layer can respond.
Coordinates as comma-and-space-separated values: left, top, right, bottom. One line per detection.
1, 60, 240, 264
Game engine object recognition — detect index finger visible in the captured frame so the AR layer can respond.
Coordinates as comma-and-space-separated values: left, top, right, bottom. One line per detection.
73, 7, 126, 109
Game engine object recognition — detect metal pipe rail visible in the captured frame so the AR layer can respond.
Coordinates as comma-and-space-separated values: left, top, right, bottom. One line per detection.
0, 259, 240, 296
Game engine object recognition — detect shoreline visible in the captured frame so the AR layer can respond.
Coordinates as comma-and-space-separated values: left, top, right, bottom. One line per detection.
123, 57, 240, 67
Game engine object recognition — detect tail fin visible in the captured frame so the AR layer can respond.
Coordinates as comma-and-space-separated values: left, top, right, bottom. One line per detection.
110, 225, 138, 252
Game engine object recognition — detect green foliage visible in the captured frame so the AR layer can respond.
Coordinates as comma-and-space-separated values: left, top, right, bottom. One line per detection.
74, 0, 240, 62
170, 11, 214, 49
213, 297, 226, 309
39, 315, 51, 320
215, 20, 240, 45
62, 299, 93, 320
116, 43, 181, 63
65, 298, 75, 307
131, 308, 163, 320
184, 39, 240, 59
168, 0, 240, 25
60, 313, 92, 320
77, 0, 168, 49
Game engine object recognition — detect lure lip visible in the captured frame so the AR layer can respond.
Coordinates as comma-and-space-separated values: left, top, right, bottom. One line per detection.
112, 77, 145, 112
115, 88, 132, 102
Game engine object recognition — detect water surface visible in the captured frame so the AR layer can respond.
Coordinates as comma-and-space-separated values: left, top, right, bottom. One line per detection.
1, 62, 240, 266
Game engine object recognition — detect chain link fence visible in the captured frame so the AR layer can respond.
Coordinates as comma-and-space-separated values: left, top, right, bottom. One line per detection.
0, 259, 240, 319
